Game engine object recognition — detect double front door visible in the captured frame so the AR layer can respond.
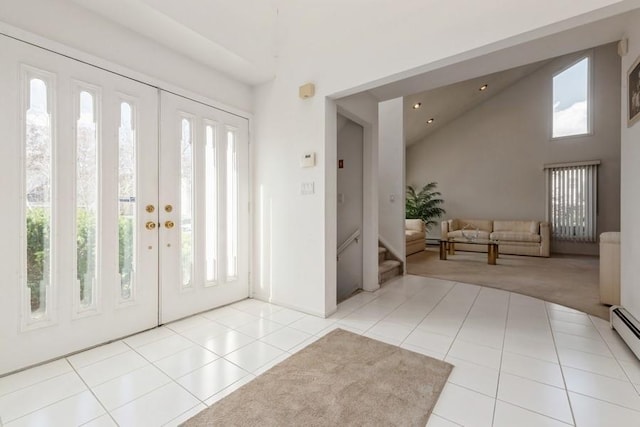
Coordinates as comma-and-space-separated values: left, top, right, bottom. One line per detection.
0, 35, 249, 375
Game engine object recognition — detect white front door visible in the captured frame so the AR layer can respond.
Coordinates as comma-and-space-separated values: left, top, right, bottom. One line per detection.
0, 36, 159, 374
159, 92, 249, 323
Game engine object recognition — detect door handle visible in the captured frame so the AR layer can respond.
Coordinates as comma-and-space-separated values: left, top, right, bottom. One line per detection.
164, 220, 175, 229
145, 221, 157, 230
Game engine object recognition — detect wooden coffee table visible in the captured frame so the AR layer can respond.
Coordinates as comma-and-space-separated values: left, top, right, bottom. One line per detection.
439, 238, 499, 265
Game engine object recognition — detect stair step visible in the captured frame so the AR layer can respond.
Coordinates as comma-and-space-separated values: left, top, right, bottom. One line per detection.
378, 260, 402, 284
378, 247, 387, 264
379, 260, 401, 274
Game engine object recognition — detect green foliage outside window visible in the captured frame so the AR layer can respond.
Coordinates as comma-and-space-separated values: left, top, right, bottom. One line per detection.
26, 208, 134, 310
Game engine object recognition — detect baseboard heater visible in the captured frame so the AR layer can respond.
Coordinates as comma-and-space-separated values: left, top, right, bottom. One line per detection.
611, 306, 640, 360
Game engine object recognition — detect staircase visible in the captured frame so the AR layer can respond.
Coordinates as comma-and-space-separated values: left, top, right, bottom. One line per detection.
378, 244, 402, 284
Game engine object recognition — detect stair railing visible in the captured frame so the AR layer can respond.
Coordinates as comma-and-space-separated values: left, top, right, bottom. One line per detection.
337, 228, 361, 261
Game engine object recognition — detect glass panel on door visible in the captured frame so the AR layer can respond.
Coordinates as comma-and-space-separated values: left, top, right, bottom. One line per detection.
181, 117, 194, 289
205, 123, 217, 285
75, 89, 99, 312
118, 101, 136, 301
25, 75, 53, 322
226, 128, 238, 281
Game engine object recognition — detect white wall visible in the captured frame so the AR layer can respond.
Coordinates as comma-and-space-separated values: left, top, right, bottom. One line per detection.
406, 44, 621, 255
254, 1, 639, 317
0, 0, 252, 112
379, 98, 406, 259
620, 10, 640, 320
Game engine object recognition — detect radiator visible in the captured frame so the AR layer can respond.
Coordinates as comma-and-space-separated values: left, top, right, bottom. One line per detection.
611, 306, 640, 360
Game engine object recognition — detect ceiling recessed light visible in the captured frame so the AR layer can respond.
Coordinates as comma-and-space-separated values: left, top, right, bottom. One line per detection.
413, 102, 422, 109
426, 118, 434, 124
479, 84, 488, 91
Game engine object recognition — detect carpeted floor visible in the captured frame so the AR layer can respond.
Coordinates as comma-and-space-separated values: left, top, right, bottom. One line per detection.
407, 247, 609, 319
182, 329, 453, 426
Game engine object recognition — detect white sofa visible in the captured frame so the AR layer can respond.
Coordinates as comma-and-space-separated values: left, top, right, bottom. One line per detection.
405, 219, 426, 255
441, 219, 550, 257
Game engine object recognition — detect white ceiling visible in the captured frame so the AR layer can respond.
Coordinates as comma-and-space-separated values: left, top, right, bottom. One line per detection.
70, 0, 278, 84
65, 0, 630, 135
403, 60, 548, 145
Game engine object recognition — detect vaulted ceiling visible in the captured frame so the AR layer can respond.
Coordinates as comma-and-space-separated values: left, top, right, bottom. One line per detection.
403, 60, 549, 145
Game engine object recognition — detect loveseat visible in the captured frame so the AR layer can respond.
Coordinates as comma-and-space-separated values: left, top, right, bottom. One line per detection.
406, 219, 426, 255
441, 219, 550, 257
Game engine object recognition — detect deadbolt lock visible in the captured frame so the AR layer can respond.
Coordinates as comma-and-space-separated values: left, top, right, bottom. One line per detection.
145, 221, 157, 230
164, 205, 173, 213
145, 205, 155, 213
164, 220, 175, 229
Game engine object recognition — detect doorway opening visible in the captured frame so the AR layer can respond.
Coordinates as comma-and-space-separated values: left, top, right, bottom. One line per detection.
336, 114, 364, 302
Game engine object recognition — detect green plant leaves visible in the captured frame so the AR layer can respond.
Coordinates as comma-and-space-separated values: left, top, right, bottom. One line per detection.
405, 182, 446, 231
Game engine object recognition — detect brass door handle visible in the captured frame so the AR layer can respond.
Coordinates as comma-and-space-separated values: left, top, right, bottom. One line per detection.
145, 221, 157, 230
164, 220, 175, 229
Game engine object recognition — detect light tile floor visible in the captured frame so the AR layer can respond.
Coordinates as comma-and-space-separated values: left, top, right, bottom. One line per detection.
1, 275, 639, 426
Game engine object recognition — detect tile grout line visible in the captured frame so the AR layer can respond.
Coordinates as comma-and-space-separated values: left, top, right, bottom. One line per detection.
445, 378, 577, 425
175, 309, 311, 404
493, 398, 574, 426
116, 339, 208, 417
441, 284, 484, 360
127, 323, 269, 415
123, 332, 243, 411
490, 291, 511, 426
430, 285, 485, 422
558, 361, 635, 382
0, 366, 73, 400
159, 402, 205, 427
544, 300, 578, 426
429, 413, 464, 426
338, 281, 454, 346
567, 389, 640, 414
396, 282, 459, 350
65, 357, 120, 427
2, 387, 90, 426
588, 314, 640, 394
361, 286, 453, 348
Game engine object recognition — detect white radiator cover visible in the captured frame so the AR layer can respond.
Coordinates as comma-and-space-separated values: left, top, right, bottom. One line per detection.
610, 306, 640, 360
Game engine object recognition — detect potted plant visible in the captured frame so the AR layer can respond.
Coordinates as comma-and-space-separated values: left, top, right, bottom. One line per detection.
406, 182, 446, 231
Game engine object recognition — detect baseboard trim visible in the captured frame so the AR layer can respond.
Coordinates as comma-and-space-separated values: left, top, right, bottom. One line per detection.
251, 294, 333, 319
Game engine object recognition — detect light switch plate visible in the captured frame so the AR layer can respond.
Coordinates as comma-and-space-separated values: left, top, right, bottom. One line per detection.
301, 182, 315, 195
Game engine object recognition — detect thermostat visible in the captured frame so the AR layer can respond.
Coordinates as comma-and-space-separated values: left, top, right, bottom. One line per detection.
301, 152, 316, 168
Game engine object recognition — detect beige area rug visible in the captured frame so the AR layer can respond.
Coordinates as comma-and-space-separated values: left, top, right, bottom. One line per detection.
408, 247, 608, 319
182, 329, 453, 427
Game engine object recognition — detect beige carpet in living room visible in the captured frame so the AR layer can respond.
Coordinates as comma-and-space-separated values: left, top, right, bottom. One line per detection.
407, 247, 609, 319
